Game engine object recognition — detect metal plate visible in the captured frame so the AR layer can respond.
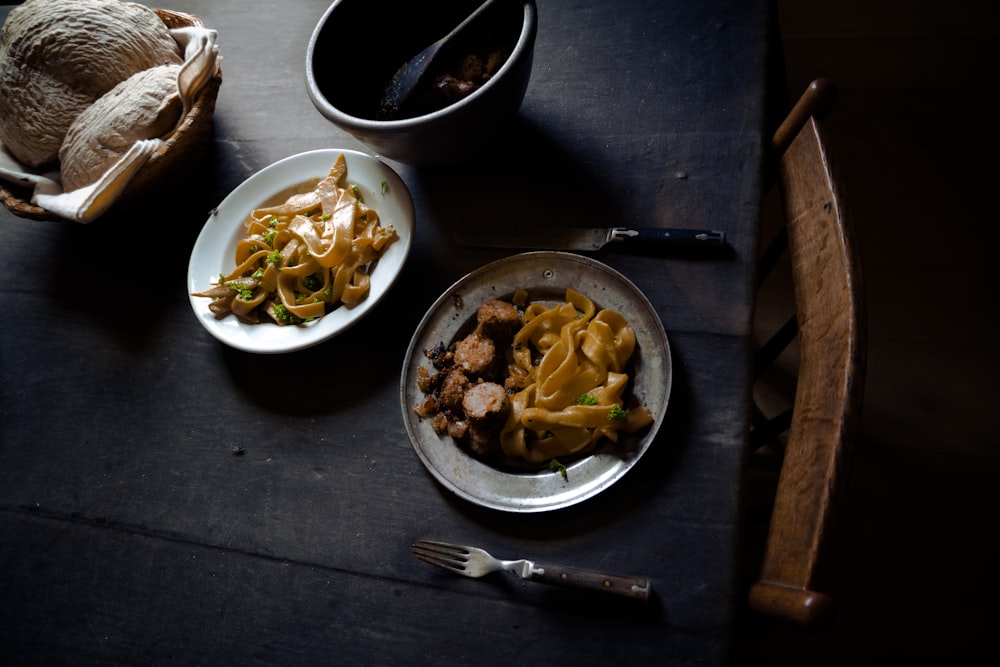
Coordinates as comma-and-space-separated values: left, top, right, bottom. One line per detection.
399, 252, 672, 513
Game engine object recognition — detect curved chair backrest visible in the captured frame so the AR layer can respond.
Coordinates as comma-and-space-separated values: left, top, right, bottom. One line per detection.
748, 78, 867, 627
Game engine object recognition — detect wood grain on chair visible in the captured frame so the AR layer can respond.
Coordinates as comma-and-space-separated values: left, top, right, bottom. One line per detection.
748, 79, 866, 628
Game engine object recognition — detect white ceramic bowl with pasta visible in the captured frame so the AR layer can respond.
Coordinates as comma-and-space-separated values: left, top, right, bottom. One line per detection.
187, 149, 415, 353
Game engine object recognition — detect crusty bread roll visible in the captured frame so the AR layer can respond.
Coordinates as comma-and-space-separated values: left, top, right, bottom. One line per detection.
59, 64, 182, 191
0, 0, 182, 169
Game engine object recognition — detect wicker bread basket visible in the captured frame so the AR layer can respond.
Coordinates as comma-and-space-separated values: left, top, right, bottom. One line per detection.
0, 8, 222, 221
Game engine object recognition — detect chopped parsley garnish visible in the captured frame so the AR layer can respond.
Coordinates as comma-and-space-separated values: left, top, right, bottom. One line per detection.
228, 282, 254, 301
349, 184, 363, 202
380, 180, 388, 195
251, 267, 265, 280
271, 303, 304, 324
303, 272, 323, 291
576, 393, 599, 406
549, 459, 568, 481
263, 230, 277, 246
266, 249, 282, 266
268, 216, 279, 228
607, 405, 628, 422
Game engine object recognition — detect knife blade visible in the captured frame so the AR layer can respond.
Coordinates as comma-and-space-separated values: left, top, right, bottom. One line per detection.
454, 226, 726, 253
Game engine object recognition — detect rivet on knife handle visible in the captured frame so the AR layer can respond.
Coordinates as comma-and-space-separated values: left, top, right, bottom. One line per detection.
530, 562, 652, 601
610, 227, 726, 246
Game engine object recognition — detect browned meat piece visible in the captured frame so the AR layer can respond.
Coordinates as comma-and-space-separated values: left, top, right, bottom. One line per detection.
462, 382, 508, 422
447, 419, 468, 440
453, 331, 498, 377
413, 394, 438, 418
476, 299, 522, 340
438, 369, 470, 413
464, 422, 497, 457
430, 412, 449, 435
414, 297, 525, 459
424, 341, 453, 370
416, 366, 437, 394
432, 74, 478, 104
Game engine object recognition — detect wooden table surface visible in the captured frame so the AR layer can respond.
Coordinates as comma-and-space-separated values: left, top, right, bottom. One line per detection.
0, 0, 770, 663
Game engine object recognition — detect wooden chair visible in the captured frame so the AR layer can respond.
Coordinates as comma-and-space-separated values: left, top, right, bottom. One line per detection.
746, 78, 866, 628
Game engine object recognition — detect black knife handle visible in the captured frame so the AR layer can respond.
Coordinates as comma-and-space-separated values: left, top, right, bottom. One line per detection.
612, 227, 726, 247
530, 562, 652, 601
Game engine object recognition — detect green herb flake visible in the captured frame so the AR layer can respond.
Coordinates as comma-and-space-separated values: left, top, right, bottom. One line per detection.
576, 393, 599, 406
349, 184, 363, 203
607, 405, 628, 422
272, 303, 304, 325
266, 249, 282, 266
303, 272, 323, 291
549, 459, 568, 481
380, 180, 388, 195
227, 282, 254, 301
268, 216, 279, 228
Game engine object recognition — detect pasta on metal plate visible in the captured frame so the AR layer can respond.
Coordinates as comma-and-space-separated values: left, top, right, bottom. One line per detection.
414, 288, 653, 467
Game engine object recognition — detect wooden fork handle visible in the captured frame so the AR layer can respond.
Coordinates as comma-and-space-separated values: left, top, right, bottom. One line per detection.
531, 563, 652, 601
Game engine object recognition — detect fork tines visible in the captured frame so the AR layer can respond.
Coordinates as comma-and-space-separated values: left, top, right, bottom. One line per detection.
412, 539, 469, 571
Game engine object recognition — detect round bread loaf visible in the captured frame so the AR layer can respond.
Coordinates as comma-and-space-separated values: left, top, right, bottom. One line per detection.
59, 64, 182, 191
0, 0, 183, 169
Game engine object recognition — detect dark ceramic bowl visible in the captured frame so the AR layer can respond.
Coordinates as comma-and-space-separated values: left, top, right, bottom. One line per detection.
306, 0, 537, 165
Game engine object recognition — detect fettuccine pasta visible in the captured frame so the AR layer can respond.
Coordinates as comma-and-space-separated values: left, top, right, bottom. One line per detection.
194, 153, 397, 324
500, 288, 653, 463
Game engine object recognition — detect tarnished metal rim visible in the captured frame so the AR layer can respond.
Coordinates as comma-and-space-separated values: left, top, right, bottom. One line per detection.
400, 252, 672, 513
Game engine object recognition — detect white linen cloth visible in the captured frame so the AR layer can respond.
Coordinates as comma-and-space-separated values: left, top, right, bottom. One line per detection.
0, 26, 218, 223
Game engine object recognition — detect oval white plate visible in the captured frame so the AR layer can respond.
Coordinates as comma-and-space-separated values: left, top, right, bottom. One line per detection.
187, 149, 415, 353
400, 252, 672, 513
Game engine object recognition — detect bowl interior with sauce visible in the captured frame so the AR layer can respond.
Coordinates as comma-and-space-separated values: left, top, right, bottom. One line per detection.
306, 0, 537, 164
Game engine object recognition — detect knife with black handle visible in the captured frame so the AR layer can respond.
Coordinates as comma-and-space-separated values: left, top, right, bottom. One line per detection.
454, 226, 726, 253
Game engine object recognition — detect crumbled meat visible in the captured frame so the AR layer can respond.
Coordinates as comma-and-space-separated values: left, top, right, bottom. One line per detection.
416, 366, 435, 393
413, 394, 438, 419
424, 341, 453, 370
431, 75, 477, 104
424, 49, 511, 111
430, 412, 450, 435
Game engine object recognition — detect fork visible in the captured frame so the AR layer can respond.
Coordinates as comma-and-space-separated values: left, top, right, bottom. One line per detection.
412, 539, 652, 601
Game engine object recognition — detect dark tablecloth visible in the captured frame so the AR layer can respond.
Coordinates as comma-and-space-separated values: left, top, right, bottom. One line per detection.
0, 0, 770, 663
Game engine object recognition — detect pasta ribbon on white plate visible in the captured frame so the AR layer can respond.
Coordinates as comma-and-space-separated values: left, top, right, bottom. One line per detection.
194, 153, 396, 325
